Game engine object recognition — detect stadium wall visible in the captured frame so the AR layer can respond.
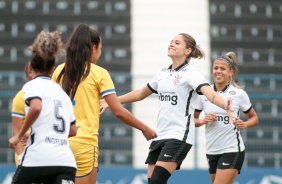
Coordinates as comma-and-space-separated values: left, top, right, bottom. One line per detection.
1, 165, 282, 184
1, 2, 281, 168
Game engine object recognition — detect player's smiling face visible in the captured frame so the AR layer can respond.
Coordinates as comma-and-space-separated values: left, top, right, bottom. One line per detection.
213, 60, 233, 85
167, 35, 191, 59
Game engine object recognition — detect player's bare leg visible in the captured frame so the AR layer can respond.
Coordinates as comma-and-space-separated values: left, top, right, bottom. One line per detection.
75, 167, 98, 184
213, 169, 238, 184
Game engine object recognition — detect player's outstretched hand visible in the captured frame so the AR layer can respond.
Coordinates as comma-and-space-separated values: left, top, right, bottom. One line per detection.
226, 99, 234, 124
100, 99, 109, 114
9, 135, 21, 149
142, 126, 157, 141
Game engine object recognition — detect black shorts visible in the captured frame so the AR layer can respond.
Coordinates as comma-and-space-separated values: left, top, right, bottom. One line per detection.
206, 151, 245, 174
145, 139, 192, 170
12, 166, 76, 184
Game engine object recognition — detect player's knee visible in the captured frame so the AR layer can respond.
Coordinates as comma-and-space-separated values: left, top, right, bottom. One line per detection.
150, 166, 171, 184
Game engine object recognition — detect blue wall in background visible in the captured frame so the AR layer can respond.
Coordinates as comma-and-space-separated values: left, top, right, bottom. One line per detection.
1, 165, 282, 184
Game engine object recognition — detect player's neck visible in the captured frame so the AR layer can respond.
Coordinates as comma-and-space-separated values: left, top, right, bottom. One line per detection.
214, 83, 229, 92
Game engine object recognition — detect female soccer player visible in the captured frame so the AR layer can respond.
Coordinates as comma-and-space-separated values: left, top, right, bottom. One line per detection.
9, 30, 77, 184
52, 23, 157, 184
194, 52, 259, 184
100, 33, 234, 184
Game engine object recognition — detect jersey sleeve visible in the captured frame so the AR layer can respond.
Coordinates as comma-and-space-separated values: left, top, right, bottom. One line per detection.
99, 69, 116, 98
23, 82, 42, 105
187, 69, 209, 95
239, 90, 252, 113
147, 70, 161, 94
195, 94, 204, 111
11, 90, 25, 118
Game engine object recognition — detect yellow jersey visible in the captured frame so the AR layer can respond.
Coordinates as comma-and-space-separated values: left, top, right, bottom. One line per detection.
11, 90, 25, 119
52, 63, 115, 146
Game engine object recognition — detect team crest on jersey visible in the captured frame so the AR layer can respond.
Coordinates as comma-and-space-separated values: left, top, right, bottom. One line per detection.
173, 75, 182, 85
229, 91, 236, 95
226, 97, 234, 103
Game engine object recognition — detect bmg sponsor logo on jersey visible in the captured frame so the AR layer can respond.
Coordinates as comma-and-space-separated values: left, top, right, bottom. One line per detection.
217, 115, 229, 124
159, 92, 178, 105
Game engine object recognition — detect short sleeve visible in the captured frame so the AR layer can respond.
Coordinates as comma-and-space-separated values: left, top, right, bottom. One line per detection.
239, 91, 252, 113
147, 71, 161, 94
11, 90, 25, 118
99, 70, 116, 97
195, 94, 204, 111
23, 82, 42, 105
187, 69, 209, 94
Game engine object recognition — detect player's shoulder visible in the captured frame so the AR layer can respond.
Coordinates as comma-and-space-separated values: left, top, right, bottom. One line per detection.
14, 89, 24, 97
54, 63, 65, 72
152, 67, 167, 79
161, 67, 167, 72
91, 63, 106, 70
186, 64, 197, 69
23, 78, 35, 89
13, 89, 24, 102
182, 64, 201, 74
90, 63, 110, 75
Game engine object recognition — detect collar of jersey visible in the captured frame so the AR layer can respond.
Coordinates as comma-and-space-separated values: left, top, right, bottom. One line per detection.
33, 75, 51, 80
213, 83, 230, 93
168, 61, 188, 71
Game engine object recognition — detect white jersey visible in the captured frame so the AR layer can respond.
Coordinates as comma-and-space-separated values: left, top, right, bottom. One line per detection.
21, 76, 76, 168
195, 84, 252, 154
148, 62, 209, 145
